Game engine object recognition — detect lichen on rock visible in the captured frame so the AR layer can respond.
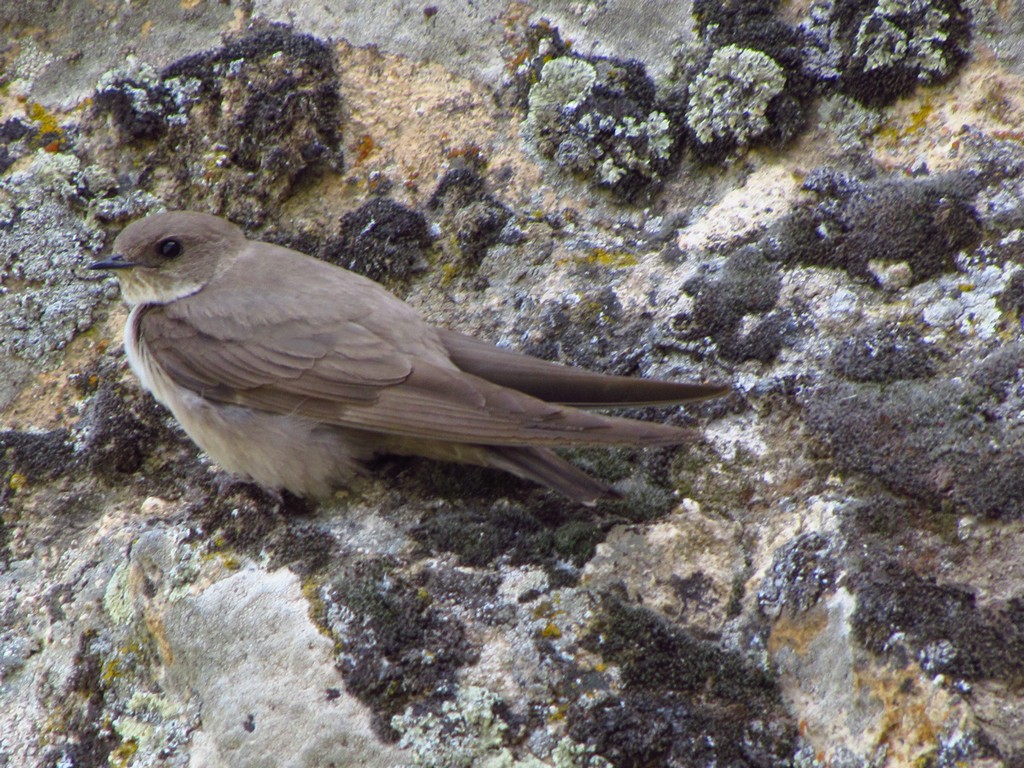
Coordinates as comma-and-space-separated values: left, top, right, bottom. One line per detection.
802, 0, 973, 106
524, 54, 676, 200
87, 25, 345, 226
0, 152, 114, 361
685, 45, 787, 149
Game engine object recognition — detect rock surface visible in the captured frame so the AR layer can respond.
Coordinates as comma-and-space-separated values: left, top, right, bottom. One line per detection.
3, 1, 1024, 766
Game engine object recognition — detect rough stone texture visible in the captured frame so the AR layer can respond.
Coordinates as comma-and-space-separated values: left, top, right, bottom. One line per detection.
4, 1, 1024, 767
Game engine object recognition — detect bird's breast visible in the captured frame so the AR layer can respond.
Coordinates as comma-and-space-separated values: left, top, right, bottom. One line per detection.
125, 303, 200, 418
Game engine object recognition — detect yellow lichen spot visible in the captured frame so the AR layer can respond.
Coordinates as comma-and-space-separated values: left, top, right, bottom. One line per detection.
27, 102, 57, 132
547, 704, 568, 723
575, 247, 639, 269
438, 262, 461, 286
594, 661, 607, 673
531, 600, 554, 620
876, 124, 901, 144
540, 622, 562, 639
101, 657, 124, 686
111, 738, 139, 768
301, 577, 335, 642
140, 20, 154, 38
878, 101, 934, 146
906, 102, 933, 134
26, 102, 66, 150
957, 282, 976, 292
180, 0, 204, 9
9, 472, 28, 491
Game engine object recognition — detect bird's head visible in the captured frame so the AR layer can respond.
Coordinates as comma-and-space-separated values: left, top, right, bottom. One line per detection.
90, 211, 247, 305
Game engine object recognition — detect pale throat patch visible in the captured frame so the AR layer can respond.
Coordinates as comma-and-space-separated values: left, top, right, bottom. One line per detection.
116, 269, 204, 306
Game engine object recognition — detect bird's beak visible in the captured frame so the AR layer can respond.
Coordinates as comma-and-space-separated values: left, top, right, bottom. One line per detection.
88, 254, 136, 270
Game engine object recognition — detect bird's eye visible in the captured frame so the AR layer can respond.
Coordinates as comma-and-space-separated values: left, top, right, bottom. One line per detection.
157, 238, 183, 258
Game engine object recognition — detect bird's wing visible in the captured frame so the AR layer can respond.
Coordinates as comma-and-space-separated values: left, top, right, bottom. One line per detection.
138, 302, 695, 448
437, 328, 730, 406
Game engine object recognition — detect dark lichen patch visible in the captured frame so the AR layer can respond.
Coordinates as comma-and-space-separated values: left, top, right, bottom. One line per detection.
757, 532, 839, 618
264, 521, 336, 576
186, 480, 282, 547
802, 0, 972, 108
671, 571, 720, 618
852, 561, 1024, 683
523, 52, 677, 201
40, 631, 118, 768
839, 492, 917, 543
0, 116, 43, 172
830, 323, 938, 383
583, 596, 777, 698
802, 377, 1024, 519
0, 117, 35, 144
325, 559, 477, 740
0, 512, 9, 567
568, 692, 795, 768
76, 382, 162, 478
67, 374, 208, 497
570, 595, 796, 767
3, 380, 183, 497
512, 288, 650, 374
679, 0, 816, 162
428, 167, 512, 268
319, 197, 433, 284
970, 343, 1024, 402
679, 245, 785, 363
182, 480, 332, 575
410, 498, 605, 584
391, 450, 540, 504
88, 24, 343, 225
997, 269, 1024, 318
404, 442, 683, 574
0, 428, 75, 486
418, 567, 507, 624
769, 169, 982, 286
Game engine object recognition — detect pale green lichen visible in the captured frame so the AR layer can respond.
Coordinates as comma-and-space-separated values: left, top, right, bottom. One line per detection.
686, 45, 787, 147
103, 563, 137, 626
551, 737, 613, 768
524, 55, 675, 197
853, 0, 954, 77
126, 691, 184, 720
393, 686, 509, 767
112, 717, 154, 754
528, 57, 598, 117
0, 152, 114, 360
393, 687, 609, 767
94, 55, 203, 129
817, 94, 885, 150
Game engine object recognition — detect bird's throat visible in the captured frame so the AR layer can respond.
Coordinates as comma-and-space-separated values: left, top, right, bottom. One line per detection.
117, 269, 204, 306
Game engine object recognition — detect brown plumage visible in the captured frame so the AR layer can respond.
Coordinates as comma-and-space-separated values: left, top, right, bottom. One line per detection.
90, 211, 728, 504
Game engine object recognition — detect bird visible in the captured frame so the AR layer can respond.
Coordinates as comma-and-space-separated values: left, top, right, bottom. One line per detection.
89, 210, 728, 504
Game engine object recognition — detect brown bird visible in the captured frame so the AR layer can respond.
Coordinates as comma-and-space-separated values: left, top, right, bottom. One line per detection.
89, 211, 728, 504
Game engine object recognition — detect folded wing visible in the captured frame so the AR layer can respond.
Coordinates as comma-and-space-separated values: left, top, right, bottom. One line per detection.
139, 303, 707, 448
437, 328, 730, 406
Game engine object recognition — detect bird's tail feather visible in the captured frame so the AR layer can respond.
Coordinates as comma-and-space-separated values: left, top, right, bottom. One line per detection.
439, 328, 730, 407
485, 446, 619, 506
